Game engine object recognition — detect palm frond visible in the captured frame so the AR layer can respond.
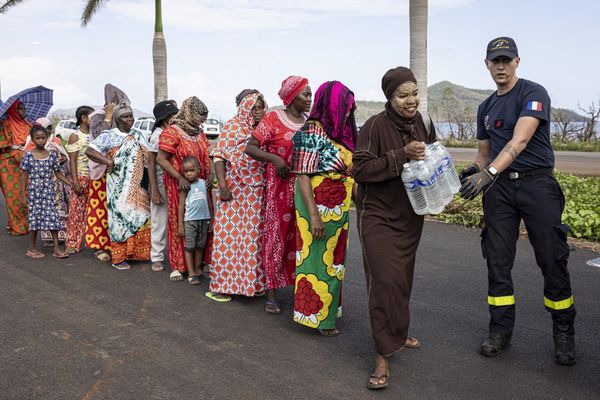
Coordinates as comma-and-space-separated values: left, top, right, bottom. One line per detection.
81, 0, 110, 27
0, 0, 30, 14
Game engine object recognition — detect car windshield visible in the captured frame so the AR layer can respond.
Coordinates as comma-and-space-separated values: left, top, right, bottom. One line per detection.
205, 119, 219, 125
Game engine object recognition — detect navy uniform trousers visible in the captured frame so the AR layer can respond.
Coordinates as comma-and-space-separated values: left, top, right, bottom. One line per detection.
481, 170, 576, 335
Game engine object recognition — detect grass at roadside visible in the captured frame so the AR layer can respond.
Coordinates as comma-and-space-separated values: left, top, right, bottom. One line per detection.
437, 170, 600, 242
442, 139, 600, 152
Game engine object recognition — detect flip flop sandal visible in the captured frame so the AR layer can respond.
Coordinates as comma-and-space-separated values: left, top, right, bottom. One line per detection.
151, 261, 164, 272
112, 262, 131, 270
188, 275, 202, 285
169, 270, 184, 282
318, 328, 340, 337
264, 300, 282, 315
367, 373, 389, 390
205, 292, 232, 302
254, 291, 266, 297
26, 250, 46, 259
405, 336, 421, 349
66, 247, 79, 255
94, 250, 111, 262
53, 252, 69, 259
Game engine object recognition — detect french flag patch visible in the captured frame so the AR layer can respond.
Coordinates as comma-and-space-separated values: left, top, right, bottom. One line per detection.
527, 101, 543, 111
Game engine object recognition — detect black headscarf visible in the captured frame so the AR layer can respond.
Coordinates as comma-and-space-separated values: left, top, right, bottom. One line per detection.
381, 66, 422, 141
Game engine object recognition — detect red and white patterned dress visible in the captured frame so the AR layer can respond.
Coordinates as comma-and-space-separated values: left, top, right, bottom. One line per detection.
159, 125, 212, 272
252, 109, 304, 290
210, 93, 267, 296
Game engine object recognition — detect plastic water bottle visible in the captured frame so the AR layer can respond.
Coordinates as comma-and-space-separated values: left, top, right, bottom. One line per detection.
425, 146, 453, 205
401, 163, 427, 215
432, 142, 461, 193
414, 160, 444, 214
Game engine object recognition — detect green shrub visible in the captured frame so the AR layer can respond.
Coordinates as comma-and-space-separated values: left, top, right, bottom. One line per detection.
437, 171, 600, 242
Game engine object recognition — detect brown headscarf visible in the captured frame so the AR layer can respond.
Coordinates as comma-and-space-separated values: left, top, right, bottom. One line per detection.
170, 96, 208, 136
381, 66, 423, 142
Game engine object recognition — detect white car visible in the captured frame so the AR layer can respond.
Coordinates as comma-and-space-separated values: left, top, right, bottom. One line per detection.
54, 119, 77, 141
203, 118, 222, 140
133, 117, 155, 141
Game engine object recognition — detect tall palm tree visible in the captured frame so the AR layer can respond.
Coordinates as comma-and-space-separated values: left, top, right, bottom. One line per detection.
409, 0, 428, 115
1, 0, 169, 104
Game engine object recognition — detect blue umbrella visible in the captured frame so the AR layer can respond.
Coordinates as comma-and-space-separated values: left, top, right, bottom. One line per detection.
0, 86, 53, 123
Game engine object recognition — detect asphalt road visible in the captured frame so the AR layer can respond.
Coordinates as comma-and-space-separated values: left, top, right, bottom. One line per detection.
448, 148, 600, 176
1, 207, 599, 400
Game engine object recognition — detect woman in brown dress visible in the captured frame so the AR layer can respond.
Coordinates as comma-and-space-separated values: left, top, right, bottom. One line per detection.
352, 66, 436, 390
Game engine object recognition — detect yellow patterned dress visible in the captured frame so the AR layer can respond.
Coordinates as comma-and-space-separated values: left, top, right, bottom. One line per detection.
291, 122, 354, 330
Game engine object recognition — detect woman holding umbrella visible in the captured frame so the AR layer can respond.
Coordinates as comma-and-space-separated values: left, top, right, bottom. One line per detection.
0, 100, 31, 235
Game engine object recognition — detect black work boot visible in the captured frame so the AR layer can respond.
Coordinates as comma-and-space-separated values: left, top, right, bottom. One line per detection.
480, 332, 512, 357
553, 317, 576, 365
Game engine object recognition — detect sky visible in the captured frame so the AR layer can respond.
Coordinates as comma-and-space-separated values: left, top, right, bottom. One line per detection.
0, 0, 599, 121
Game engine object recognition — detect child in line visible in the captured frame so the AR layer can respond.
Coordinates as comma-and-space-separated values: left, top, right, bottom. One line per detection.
178, 156, 211, 285
65, 106, 94, 254
20, 124, 71, 259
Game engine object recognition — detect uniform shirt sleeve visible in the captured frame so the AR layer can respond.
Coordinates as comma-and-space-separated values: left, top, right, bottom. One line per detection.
519, 84, 550, 125
476, 102, 488, 140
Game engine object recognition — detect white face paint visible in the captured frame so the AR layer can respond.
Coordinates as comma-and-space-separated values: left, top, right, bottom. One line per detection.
390, 81, 419, 119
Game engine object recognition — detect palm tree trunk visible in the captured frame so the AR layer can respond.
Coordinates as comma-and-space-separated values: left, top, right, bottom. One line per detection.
153, 0, 168, 103
410, 0, 428, 115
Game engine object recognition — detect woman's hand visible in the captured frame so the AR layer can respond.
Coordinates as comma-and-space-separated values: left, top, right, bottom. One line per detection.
405, 141, 426, 161
219, 186, 233, 202
272, 156, 290, 179
106, 159, 115, 173
72, 180, 83, 196
178, 177, 190, 192
310, 214, 325, 241
178, 223, 185, 237
151, 189, 163, 205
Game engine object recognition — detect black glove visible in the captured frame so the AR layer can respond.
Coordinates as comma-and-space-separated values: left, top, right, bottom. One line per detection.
459, 169, 494, 200
459, 163, 480, 183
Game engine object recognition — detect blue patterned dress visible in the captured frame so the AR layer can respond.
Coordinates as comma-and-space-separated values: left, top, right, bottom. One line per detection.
20, 151, 62, 231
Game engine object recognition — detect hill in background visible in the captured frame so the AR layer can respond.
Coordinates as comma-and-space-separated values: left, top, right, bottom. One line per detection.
355, 81, 585, 124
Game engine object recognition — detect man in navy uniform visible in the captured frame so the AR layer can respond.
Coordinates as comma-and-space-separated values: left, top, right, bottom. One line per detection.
459, 37, 576, 365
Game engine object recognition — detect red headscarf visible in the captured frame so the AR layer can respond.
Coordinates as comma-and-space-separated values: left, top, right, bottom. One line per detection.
5, 100, 31, 146
278, 76, 309, 107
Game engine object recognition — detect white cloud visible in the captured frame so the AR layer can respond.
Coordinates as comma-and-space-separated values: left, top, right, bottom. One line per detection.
109, 0, 473, 32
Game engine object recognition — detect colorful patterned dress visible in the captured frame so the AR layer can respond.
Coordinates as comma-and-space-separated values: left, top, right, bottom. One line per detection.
291, 122, 354, 330
159, 125, 212, 272
252, 109, 304, 290
24, 137, 69, 242
210, 93, 266, 296
19, 151, 63, 232
89, 128, 151, 264
0, 117, 29, 235
65, 130, 92, 250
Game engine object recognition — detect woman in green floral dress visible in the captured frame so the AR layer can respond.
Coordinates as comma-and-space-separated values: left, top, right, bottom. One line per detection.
290, 81, 357, 336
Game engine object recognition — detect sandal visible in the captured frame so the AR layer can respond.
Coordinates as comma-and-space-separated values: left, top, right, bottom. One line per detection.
151, 261, 164, 272
254, 291, 266, 297
405, 336, 421, 349
205, 292, 232, 302
367, 373, 389, 390
264, 300, 282, 315
112, 262, 130, 270
318, 328, 340, 337
188, 275, 202, 285
53, 251, 69, 259
94, 250, 111, 262
26, 250, 45, 259
169, 270, 184, 282
66, 247, 79, 255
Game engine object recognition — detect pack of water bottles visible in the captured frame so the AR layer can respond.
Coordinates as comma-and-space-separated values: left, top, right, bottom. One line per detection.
401, 141, 461, 215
